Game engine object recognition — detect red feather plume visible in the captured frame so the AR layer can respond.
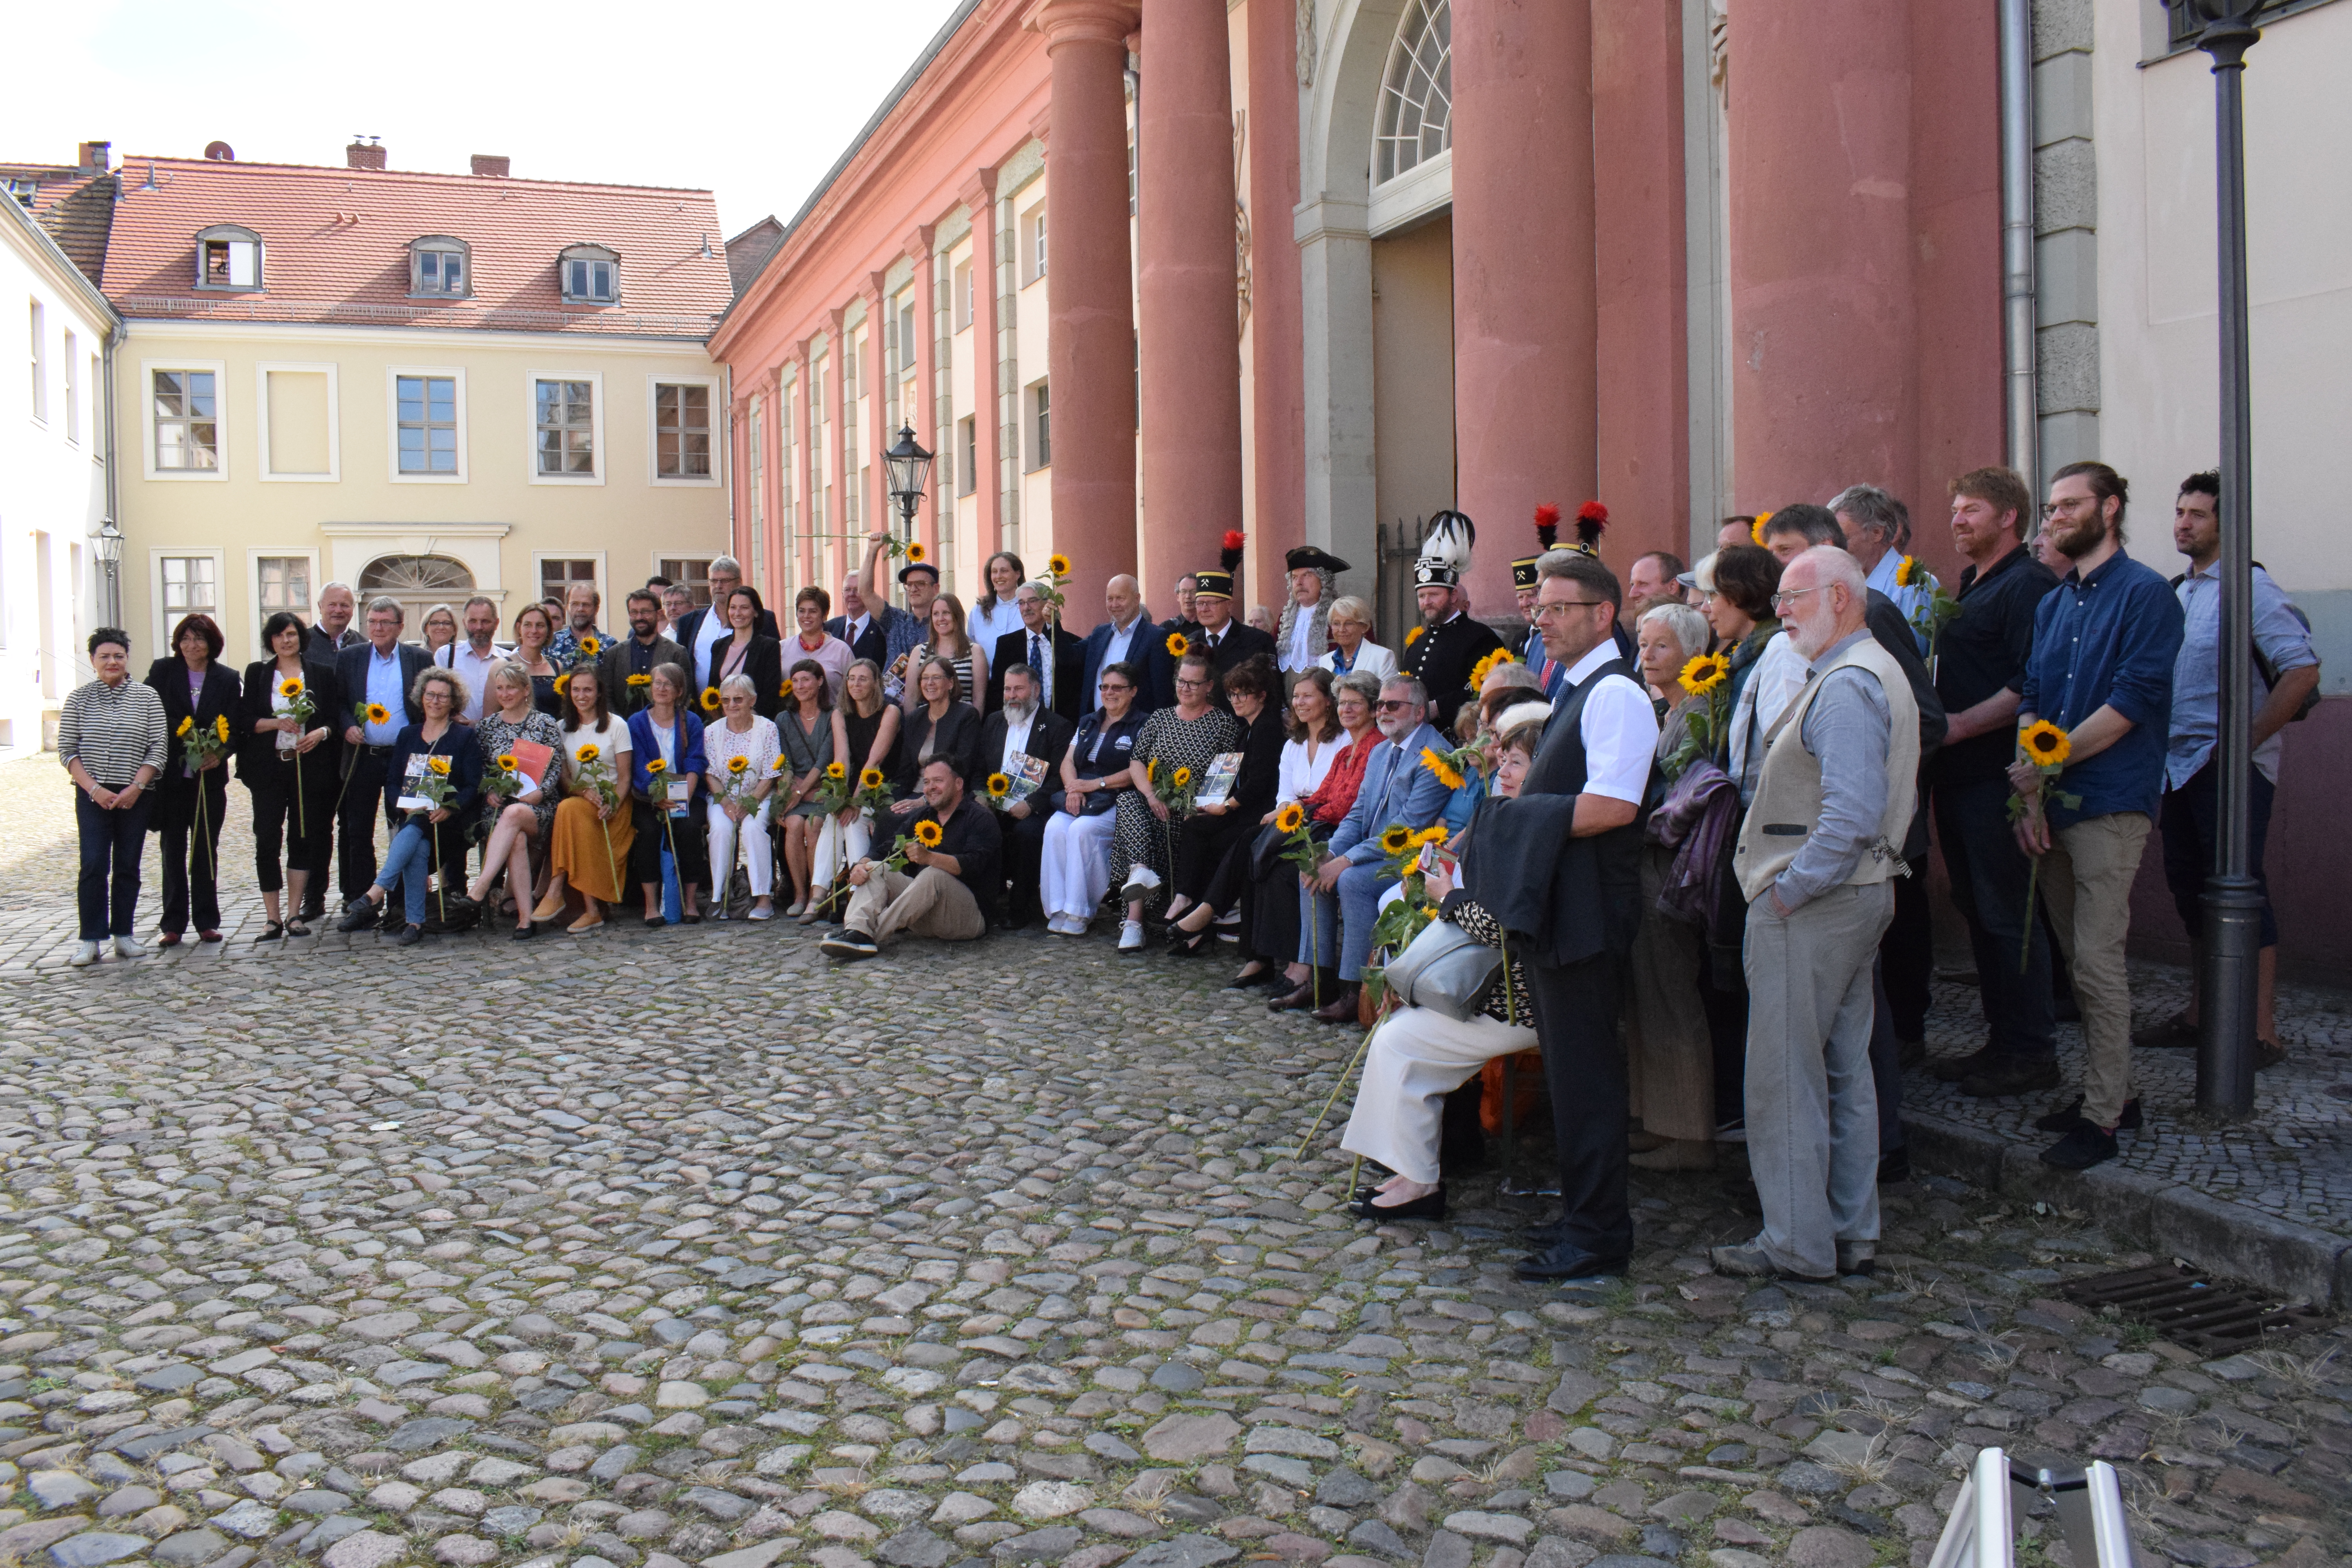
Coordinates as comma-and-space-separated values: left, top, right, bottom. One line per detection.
1222, 530, 1246, 552
1220, 530, 1246, 573
1532, 503, 1561, 552
1575, 500, 1609, 550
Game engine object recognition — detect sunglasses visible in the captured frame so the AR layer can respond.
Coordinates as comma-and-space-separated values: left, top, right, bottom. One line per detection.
1376, 698, 1415, 711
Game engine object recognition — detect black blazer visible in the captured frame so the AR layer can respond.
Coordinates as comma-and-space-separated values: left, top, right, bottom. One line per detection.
706, 632, 787, 720
238, 657, 342, 779
978, 706, 1074, 788
333, 641, 434, 733
987, 624, 1087, 724
143, 657, 246, 817
675, 603, 780, 653
1081, 618, 1176, 715
1186, 621, 1276, 709
896, 700, 982, 796
826, 613, 891, 670
1230, 704, 1290, 822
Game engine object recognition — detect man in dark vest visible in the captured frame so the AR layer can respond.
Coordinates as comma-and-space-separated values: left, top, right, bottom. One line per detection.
1465, 549, 1659, 1281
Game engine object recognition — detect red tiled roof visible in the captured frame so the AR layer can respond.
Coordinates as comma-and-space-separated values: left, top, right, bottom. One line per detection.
3, 164, 117, 283
99, 156, 733, 339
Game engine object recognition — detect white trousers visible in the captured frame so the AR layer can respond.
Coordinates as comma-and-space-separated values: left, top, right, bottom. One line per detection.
809, 811, 872, 892
1040, 809, 1116, 921
1339, 1004, 1539, 1185
707, 798, 775, 898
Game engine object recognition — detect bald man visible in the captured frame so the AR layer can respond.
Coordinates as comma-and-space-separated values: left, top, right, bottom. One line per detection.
1083, 572, 1174, 713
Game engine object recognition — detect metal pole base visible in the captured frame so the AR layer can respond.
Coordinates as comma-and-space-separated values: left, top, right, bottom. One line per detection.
2197, 874, 2264, 1116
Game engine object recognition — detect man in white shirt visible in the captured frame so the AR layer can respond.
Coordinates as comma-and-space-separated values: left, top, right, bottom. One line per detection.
435, 596, 511, 722
976, 664, 1074, 927
1082, 575, 1163, 711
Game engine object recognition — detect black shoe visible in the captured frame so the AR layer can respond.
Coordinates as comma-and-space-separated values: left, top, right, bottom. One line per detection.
393, 924, 423, 947
2132, 1011, 2198, 1049
2041, 1120, 2118, 1169
1167, 923, 1210, 955
821, 930, 880, 961
298, 902, 325, 925
511, 924, 537, 942
1227, 964, 1281, 990
1836, 1241, 1877, 1276
336, 898, 380, 933
1268, 980, 1321, 1013
252, 921, 284, 944
1312, 984, 1364, 1024
1523, 1216, 1571, 1246
1898, 1037, 1928, 1071
1517, 1241, 1630, 1282
2034, 1095, 2143, 1134
2257, 1038, 2286, 1071
1349, 1186, 1446, 1221
1931, 1046, 2002, 1083
1960, 1056, 2063, 1098
1877, 1147, 1911, 1187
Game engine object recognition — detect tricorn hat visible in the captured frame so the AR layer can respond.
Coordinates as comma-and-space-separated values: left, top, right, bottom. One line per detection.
1414, 510, 1475, 588
1285, 544, 1351, 575
1195, 531, 1247, 601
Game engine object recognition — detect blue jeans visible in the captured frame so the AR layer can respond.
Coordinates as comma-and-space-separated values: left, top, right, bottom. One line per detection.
1932, 773, 2055, 1061
375, 819, 436, 927
76, 789, 152, 940
1297, 859, 1399, 981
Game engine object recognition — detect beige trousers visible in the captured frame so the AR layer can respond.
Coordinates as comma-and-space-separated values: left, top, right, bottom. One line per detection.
844, 865, 987, 945
2036, 811, 2151, 1129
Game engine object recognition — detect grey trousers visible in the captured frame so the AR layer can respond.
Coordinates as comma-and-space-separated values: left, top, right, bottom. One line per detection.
1743, 880, 1893, 1278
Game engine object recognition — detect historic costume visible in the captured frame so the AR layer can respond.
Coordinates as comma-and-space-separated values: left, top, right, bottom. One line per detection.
1275, 545, 1351, 672
1397, 510, 1505, 730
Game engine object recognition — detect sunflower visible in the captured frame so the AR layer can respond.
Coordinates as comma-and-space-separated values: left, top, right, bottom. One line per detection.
1410, 825, 1450, 849
552, 672, 572, 697
426, 756, 452, 776
626, 672, 652, 687
1048, 553, 1072, 578
826, 761, 847, 780
646, 758, 668, 776
914, 819, 945, 848
1171, 766, 1192, 789
1405, 625, 1424, 646
728, 755, 751, 775
1378, 824, 1412, 857
577, 636, 602, 659
363, 703, 391, 725
2019, 720, 2071, 768
1893, 555, 1924, 589
214, 714, 232, 742
771, 754, 789, 774
1677, 651, 1732, 697
575, 744, 600, 764
906, 541, 927, 564
1468, 648, 1517, 690
1421, 746, 1464, 791
985, 773, 1011, 798
1750, 511, 1774, 547
859, 767, 886, 790
1274, 802, 1306, 835
278, 677, 304, 699
176, 716, 195, 738
496, 753, 519, 772
1165, 632, 1192, 658
699, 686, 722, 713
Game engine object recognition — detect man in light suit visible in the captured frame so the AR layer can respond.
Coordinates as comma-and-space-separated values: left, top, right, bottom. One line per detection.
1082, 574, 1171, 715
329, 596, 434, 913
672, 556, 780, 692
989, 582, 1087, 724
1272, 673, 1452, 1024
976, 662, 1075, 928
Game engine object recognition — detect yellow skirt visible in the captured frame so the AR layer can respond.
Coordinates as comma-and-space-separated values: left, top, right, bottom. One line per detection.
550, 795, 636, 904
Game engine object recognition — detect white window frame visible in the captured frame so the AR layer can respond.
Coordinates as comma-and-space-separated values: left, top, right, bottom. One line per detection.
28, 299, 45, 425
255, 361, 341, 484
532, 551, 608, 612
141, 358, 229, 481
63, 328, 80, 445
1023, 204, 1047, 286
194, 225, 265, 292
408, 236, 472, 299
387, 364, 467, 485
646, 372, 721, 488
149, 547, 228, 657
247, 547, 323, 658
527, 370, 604, 485
559, 245, 621, 305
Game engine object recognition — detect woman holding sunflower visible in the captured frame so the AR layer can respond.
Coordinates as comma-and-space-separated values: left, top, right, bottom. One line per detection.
1162, 655, 1289, 955
334, 667, 480, 946
145, 612, 245, 944
808, 660, 902, 919
1109, 651, 1242, 952
625, 663, 709, 926
774, 659, 840, 915
531, 663, 635, 933
1039, 661, 1149, 936
701, 674, 784, 919
466, 662, 566, 938
508, 603, 566, 716
241, 610, 340, 939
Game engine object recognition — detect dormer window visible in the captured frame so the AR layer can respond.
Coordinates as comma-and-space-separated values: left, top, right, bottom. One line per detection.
195, 224, 263, 290
410, 236, 470, 298
560, 244, 619, 304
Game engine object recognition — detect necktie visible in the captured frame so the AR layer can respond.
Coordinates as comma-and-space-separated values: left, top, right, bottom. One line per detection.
1031, 633, 1049, 706
1206, 632, 1219, 650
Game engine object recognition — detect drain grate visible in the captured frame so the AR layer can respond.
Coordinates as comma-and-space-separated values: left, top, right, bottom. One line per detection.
2059, 1263, 2328, 1353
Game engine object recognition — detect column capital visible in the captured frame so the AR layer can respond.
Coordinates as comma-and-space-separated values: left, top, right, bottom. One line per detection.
906, 223, 937, 262
960, 165, 999, 211
864, 270, 888, 307
826, 305, 846, 337
1024, 0, 1138, 52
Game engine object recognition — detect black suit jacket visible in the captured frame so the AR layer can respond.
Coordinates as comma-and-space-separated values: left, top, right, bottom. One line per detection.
977, 706, 1075, 791
1187, 621, 1276, 708
143, 657, 246, 817
675, 603, 781, 664
1081, 618, 1175, 715
238, 657, 342, 780
988, 624, 1087, 723
333, 641, 434, 733
827, 613, 891, 671
706, 632, 787, 720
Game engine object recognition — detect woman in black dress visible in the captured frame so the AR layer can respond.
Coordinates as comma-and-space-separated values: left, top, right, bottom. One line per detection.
241, 610, 340, 940
145, 613, 246, 944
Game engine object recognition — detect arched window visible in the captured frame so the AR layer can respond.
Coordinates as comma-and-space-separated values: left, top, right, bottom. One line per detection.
560, 243, 620, 304
1374, 0, 1452, 185
194, 223, 263, 290
409, 235, 471, 298
359, 554, 476, 630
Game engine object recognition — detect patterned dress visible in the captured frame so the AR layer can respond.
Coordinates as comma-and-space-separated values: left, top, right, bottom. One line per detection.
1111, 705, 1242, 908
476, 709, 566, 838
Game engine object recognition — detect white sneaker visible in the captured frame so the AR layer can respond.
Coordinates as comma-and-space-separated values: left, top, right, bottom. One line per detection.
1118, 866, 1161, 904
69, 941, 100, 967
113, 935, 147, 959
1117, 919, 1145, 952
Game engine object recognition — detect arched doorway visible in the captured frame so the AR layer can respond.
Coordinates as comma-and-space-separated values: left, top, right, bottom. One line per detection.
358, 554, 476, 637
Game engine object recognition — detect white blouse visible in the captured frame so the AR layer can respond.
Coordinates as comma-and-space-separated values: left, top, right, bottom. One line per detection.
704, 715, 783, 789
1276, 733, 1343, 806
967, 598, 1025, 655
1319, 640, 1397, 682
558, 715, 630, 788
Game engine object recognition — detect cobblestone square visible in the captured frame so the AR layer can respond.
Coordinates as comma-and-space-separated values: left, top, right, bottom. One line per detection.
1, 757, 2346, 1568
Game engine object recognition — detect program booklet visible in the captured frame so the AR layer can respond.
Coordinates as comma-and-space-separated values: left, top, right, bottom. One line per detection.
1002, 751, 1051, 805
1194, 751, 1245, 809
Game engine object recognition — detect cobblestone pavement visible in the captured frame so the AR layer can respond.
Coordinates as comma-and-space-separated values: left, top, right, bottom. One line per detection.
2, 756, 2348, 1568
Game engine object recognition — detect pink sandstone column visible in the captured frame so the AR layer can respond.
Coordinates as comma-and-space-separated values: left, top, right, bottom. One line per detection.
865, 273, 893, 548
823, 308, 849, 595
1137, 0, 1245, 605
1035, 0, 1140, 619
793, 345, 815, 594
731, 395, 754, 575
1452, 0, 1598, 614
1247, 0, 1306, 587
962, 169, 1004, 564
1729, 0, 1916, 512
762, 367, 788, 599
906, 227, 940, 569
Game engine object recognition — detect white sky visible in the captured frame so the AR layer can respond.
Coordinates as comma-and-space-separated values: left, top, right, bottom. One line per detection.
3, 0, 970, 239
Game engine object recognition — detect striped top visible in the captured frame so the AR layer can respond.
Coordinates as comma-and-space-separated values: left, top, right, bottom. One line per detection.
58, 677, 168, 789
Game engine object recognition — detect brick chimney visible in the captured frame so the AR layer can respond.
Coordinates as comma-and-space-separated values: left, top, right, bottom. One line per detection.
470, 154, 510, 178
346, 141, 387, 171
78, 141, 110, 171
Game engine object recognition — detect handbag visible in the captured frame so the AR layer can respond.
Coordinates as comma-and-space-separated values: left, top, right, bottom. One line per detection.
1382, 915, 1504, 1023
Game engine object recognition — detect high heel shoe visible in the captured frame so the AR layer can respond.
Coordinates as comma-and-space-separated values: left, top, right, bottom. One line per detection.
1166, 924, 1210, 955
1347, 1185, 1446, 1221
1227, 964, 1279, 990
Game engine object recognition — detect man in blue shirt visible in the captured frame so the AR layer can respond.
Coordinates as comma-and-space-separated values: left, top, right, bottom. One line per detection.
2136, 471, 2320, 1069
2005, 462, 2185, 1170
332, 598, 432, 913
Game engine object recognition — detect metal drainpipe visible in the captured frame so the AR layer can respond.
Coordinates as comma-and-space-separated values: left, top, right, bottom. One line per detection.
102, 323, 122, 627
2000, 0, 2040, 501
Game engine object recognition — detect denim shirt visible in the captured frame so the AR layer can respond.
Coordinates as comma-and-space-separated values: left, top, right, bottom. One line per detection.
2011, 549, 2184, 826
2167, 561, 2317, 789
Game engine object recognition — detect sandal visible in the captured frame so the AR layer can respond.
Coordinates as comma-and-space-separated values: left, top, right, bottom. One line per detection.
252, 922, 285, 944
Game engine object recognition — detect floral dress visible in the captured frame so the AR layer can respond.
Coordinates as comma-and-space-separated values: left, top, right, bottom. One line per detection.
1111, 705, 1241, 908
475, 709, 565, 838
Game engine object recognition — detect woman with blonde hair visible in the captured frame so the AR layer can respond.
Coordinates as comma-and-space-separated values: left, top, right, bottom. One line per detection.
466, 661, 564, 940
419, 604, 460, 659
703, 673, 784, 920
1316, 595, 1395, 681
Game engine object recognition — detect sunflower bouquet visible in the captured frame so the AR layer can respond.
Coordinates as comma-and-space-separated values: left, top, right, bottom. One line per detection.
1895, 555, 1963, 668
1364, 822, 1454, 1002
1467, 647, 1518, 692
2007, 719, 2082, 973
573, 741, 624, 893
276, 675, 318, 831
176, 712, 236, 873
1662, 648, 1734, 780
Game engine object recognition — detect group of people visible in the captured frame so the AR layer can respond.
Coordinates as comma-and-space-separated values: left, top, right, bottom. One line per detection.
57, 461, 2316, 1283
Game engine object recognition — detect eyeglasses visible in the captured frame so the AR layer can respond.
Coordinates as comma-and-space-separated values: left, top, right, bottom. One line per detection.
1175, 677, 1210, 690
1376, 698, 1415, 711
1769, 585, 1829, 611
1530, 599, 1610, 619
1098, 681, 1131, 693
2040, 495, 2096, 519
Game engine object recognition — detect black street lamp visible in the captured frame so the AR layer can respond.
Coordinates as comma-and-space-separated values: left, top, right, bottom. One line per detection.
2165, 0, 2263, 1116
93, 516, 123, 628
884, 423, 934, 539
